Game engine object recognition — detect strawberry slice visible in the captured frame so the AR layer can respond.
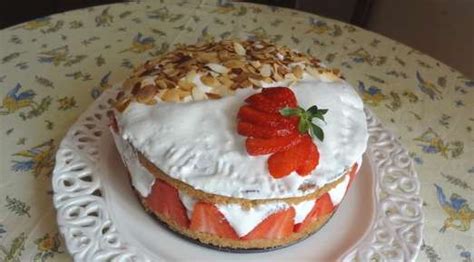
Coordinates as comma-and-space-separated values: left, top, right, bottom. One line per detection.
245, 93, 281, 113
246, 133, 303, 156
238, 121, 296, 138
107, 111, 119, 133
238, 105, 298, 129
296, 137, 320, 176
190, 202, 239, 240
347, 163, 359, 190
242, 207, 295, 240
261, 87, 297, 108
267, 136, 309, 178
146, 179, 190, 228
294, 193, 334, 233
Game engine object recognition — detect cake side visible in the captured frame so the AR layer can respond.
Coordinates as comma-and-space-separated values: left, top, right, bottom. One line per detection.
112, 128, 358, 249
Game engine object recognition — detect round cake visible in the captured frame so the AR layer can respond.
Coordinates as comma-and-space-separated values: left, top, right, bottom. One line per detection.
109, 40, 368, 250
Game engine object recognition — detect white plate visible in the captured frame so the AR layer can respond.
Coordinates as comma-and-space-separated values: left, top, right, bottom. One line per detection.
52, 87, 424, 261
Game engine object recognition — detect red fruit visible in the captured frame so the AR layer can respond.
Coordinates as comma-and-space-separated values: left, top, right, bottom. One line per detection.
146, 179, 190, 228
245, 93, 281, 113
267, 136, 310, 178
246, 134, 303, 156
238, 105, 298, 129
190, 202, 239, 240
108, 112, 119, 133
238, 121, 296, 139
242, 207, 295, 240
346, 163, 359, 190
296, 137, 320, 176
262, 87, 297, 108
294, 193, 334, 233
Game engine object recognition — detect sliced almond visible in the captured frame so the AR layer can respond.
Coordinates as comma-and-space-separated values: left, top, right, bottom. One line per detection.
114, 98, 131, 112
191, 86, 206, 101
200, 74, 219, 87
233, 41, 246, 56
249, 78, 263, 88
206, 63, 229, 74
161, 89, 180, 102
205, 92, 222, 99
136, 85, 158, 103
260, 64, 272, 77
224, 59, 245, 69
292, 65, 303, 79
250, 60, 261, 68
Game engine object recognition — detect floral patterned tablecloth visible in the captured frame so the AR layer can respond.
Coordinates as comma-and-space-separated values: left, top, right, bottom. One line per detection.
0, 0, 472, 261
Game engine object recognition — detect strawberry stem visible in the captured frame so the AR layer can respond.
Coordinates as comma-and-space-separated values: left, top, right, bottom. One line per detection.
279, 105, 327, 141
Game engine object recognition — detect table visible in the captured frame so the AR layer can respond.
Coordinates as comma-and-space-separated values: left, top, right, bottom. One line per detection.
1, 1, 472, 261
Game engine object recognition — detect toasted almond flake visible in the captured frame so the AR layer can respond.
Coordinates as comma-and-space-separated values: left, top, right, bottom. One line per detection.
114, 98, 131, 112
185, 70, 197, 82
225, 59, 245, 69
306, 67, 319, 77
161, 89, 180, 102
200, 74, 219, 87
292, 65, 303, 79
260, 64, 272, 77
206, 63, 229, 74
249, 78, 263, 88
131, 82, 141, 95
272, 71, 283, 81
205, 92, 222, 99
179, 82, 195, 91
250, 60, 261, 68
191, 86, 206, 100
233, 42, 246, 56
155, 79, 168, 89
136, 85, 158, 103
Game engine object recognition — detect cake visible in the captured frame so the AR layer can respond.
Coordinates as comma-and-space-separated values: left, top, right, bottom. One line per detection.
108, 40, 368, 250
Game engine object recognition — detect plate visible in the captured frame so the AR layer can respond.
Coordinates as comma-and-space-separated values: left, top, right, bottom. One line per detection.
52, 87, 424, 261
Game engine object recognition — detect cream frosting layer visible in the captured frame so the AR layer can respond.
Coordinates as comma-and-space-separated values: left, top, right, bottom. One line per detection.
115, 76, 367, 199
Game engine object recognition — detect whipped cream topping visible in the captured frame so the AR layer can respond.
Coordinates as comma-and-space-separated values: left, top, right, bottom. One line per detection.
328, 174, 350, 206
111, 131, 155, 196
116, 75, 367, 200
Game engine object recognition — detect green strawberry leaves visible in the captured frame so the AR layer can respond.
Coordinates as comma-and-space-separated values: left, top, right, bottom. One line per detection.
280, 105, 328, 141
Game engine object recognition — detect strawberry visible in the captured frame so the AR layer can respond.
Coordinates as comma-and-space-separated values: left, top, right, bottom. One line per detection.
242, 207, 295, 240
237, 86, 326, 179
190, 202, 239, 240
246, 133, 303, 156
267, 136, 310, 178
245, 93, 281, 113
237, 121, 295, 138
238, 105, 298, 129
296, 137, 320, 176
146, 179, 190, 228
294, 193, 334, 233
261, 87, 297, 108
347, 163, 359, 190
107, 111, 119, 133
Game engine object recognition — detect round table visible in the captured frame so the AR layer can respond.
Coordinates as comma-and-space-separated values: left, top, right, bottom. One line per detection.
0, 1, 472, 261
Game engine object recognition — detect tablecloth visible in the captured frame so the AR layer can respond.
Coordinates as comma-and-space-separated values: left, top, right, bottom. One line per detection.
0, 0, 472, 261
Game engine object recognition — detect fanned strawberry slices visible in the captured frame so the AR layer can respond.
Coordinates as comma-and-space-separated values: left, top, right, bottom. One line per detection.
237, 87, 327, 179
